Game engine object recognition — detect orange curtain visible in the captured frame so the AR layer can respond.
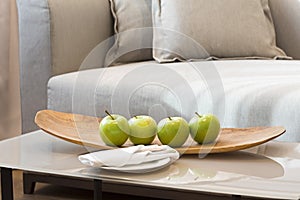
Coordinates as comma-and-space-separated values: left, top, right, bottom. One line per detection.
0, 0, 21, 139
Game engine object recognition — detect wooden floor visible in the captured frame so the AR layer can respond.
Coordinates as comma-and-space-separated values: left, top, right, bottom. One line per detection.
0, 170, 161, 200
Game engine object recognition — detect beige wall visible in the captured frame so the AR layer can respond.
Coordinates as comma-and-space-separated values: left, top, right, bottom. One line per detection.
0, 0, 21, 139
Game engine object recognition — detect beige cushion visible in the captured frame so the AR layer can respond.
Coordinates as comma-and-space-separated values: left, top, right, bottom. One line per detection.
49, 0, 113, 75
152, 0, 288, 63
105, 0, 153, 66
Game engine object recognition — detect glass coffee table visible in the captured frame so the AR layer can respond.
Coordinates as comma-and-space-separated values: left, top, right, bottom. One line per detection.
0, 130, 300, 200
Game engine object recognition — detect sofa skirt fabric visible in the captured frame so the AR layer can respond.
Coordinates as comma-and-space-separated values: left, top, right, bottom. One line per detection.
48, 60, 300, 142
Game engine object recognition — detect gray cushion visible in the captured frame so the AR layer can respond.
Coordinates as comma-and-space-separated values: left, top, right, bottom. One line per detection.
152, 0, 288, 62
48, 60, 300, 142
105, 0, 153, 66
269, 0, 300, 60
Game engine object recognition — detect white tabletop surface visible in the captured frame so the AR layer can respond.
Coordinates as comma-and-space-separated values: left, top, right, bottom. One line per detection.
0, 130, 300, 199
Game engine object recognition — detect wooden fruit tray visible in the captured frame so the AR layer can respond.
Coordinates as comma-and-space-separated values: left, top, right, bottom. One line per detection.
35, 110, 285, 154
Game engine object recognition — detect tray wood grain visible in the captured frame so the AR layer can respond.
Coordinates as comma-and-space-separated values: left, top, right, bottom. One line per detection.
35, 110, 286, 154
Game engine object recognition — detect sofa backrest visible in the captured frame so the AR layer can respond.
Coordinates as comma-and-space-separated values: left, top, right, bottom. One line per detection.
17, 0, 300, 133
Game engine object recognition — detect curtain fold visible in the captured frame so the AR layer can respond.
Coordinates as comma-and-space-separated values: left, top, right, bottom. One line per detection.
0, 0, 21, 139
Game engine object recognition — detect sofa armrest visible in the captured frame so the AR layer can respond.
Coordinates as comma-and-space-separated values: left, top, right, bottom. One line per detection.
17, 0, 113, 133
17, 0, 51, 133
270, 0, 300, 60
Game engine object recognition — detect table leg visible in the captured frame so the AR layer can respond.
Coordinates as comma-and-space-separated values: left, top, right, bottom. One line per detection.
232, 195, 242, 200
93, 179, 102, 200
1, 167, 13, 200
23, 172, 36, 194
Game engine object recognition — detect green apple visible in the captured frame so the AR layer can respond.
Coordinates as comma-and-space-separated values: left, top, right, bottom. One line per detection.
99, 110, 129, 147
128, 115, 157, 145
189, 112, 220, 144
157, 117, 189, 147
190, 168, 217, 179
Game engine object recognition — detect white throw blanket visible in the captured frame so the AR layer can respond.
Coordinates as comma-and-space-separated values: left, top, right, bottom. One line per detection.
78, 145, 179, 168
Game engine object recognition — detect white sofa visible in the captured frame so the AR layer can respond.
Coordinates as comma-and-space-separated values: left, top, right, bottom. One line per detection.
17, 0, 300, 142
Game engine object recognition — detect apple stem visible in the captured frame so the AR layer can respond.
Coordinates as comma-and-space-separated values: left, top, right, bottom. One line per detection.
134, 116, 138, 119
195, 112, 202, 118
105, 110, 115, 120
168, 116, 172, 120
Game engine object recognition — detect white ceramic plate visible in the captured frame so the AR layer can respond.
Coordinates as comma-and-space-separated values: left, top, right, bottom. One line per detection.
101, 158, 172, 173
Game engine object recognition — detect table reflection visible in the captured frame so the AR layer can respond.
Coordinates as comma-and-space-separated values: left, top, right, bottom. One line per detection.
79, 150, 284, 185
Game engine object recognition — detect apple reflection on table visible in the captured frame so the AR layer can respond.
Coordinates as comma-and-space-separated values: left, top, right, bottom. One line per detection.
80, 148, 284, 185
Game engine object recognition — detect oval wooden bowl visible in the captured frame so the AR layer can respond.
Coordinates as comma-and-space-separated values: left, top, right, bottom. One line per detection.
35, 110, 286, 154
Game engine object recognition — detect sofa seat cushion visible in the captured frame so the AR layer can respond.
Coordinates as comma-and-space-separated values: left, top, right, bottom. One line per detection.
48, 60, 300, 142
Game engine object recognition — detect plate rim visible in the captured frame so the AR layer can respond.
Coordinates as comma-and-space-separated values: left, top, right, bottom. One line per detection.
101, 157, 172, 173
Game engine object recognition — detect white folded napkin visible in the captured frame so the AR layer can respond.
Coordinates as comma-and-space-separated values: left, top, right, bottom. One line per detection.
78, 145, 179, 168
